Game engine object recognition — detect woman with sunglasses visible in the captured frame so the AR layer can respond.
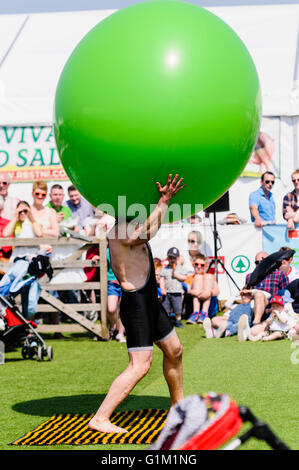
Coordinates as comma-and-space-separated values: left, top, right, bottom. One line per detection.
3, 200, 43, 239
186, 254, 219, 325
30, 181, 59, 238
3, 200, 45, 261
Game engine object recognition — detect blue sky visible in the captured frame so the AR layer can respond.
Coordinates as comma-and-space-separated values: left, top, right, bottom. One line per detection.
0, 0, 298, 14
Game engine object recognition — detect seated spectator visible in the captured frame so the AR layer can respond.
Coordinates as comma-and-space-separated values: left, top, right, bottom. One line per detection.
237, 295, 298, 342
282, 169, 299, 229
285, 279, 299, 314
30, 181, 60, 238
46, 184, 73, 225
0, 172, 19, 220
245, 251, 289, 324
203, 287, 253, 338
186, 254, 219, 325
159, 247, 187, 329
218, 212, 246, 225
66, 185, 95, 229
279, 246, 299, 282
249, 171, 276, 227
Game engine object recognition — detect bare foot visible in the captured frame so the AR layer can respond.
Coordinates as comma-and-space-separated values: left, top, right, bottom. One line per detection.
88, 417, 128, 434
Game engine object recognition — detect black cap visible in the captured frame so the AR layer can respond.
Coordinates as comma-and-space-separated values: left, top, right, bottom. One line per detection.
167, 247, 180, 257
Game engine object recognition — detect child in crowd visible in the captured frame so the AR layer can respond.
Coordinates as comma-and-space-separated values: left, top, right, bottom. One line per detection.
238, 294, 298, 342
186, 254, 219, 324
203, 287, 253, 338
159, 247, 187, 328
154, 258, 163, 301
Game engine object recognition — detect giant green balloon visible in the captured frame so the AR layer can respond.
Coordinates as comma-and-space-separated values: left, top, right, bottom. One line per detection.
54, 0, 261, 221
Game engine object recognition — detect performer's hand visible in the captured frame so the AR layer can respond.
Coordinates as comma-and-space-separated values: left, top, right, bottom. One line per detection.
156, 174, 186, 203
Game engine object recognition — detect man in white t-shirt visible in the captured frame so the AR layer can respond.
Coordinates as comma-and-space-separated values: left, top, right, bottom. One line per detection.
279, 246, 299, 283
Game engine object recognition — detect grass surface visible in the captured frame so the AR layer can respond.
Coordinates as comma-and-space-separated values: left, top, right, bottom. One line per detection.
1, 323, 298, 451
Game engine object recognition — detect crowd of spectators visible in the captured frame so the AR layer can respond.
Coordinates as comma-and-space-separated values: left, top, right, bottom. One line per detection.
0, 169, 299, 344
249, 168, 299, 229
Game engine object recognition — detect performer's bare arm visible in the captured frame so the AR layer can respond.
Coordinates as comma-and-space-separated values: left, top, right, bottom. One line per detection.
123, 174, 185, 246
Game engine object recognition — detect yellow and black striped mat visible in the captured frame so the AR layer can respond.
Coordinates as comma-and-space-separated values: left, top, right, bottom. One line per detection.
11, 409, 168, 446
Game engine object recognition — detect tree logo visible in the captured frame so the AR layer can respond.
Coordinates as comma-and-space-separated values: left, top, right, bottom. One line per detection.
231, 255, 250, 273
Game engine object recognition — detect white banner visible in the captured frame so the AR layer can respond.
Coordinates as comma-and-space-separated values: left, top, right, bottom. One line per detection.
149, 223, 263, 300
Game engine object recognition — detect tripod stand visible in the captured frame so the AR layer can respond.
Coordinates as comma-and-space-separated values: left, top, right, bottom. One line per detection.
207, 212, 240, 291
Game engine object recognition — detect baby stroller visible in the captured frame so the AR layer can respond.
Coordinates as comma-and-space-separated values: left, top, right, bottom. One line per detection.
0, 251, 54, 362
149, 392, 290, 450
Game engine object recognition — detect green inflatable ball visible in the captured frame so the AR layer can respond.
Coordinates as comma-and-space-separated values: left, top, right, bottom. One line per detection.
54, 0, 261, 222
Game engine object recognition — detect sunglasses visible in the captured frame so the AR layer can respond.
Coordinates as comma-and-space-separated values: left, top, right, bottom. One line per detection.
264, 180, 275, 185
34, 191, 47, 198
292, 178, 299, 183
240, 292, 252, 296
255, 258, 264, 265
19, 209, 28, 215
188, 239, 197, 244
0, 181, 8, 186
193, 262, 206, 267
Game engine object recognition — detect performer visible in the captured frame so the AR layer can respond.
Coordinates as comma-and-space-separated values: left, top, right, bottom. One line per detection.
89, 174, 186, 433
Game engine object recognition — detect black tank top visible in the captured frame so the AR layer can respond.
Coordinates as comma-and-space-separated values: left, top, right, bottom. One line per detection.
120, 243, 159, 310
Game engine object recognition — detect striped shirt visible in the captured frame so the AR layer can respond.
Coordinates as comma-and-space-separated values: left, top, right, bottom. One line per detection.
282, 190, 298, 220
246, 270, 289, 296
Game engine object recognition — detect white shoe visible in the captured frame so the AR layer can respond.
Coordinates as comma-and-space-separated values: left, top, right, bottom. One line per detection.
116, 333, 126, 343
215, 322, 227, 338
203, 317, 214, 338
237, 314, 250, 341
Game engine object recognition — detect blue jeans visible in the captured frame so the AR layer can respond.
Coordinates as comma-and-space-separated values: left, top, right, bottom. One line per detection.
226, 303, 252, 336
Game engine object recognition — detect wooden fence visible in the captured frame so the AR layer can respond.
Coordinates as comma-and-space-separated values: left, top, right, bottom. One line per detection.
0, 232, 109, 340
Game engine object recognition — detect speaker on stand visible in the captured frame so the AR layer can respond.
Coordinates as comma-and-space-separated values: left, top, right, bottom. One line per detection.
205, 191, 240, 290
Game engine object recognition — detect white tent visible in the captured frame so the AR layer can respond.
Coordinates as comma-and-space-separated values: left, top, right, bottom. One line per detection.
0, 3, 298, 215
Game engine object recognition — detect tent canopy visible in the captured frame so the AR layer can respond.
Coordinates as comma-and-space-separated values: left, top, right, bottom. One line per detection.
0, 4, 298, 126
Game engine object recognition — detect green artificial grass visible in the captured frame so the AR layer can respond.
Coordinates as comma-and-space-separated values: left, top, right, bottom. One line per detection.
1, 324, 298, 450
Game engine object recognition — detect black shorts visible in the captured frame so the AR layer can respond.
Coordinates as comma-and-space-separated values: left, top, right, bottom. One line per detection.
120, 294, 174, 352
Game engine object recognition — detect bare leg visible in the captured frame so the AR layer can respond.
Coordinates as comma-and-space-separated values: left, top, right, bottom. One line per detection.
107, 295, 120, 329
211, 316, 227, 329
262, 331, 283, 341
88, 349, 152, 433
156, 331, 183, 406
252, 291, 268, 324
193, 296, 200, 313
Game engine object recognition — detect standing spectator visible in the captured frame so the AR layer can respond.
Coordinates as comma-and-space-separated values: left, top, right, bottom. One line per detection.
0, 172, 19, 220
160, 247, 187, 329
0, 195, 12, 261
30, 181, 59, 238
180, 230, 212, 274
186, 254, 219, 324
66, 185, 95, 229
279, 246, 299, 282
3, 201, 43, 239
245, 251, 289, 324
3, 200, 45, 262
249, 171, 276, 227
46, 184, 73, 224
282, 169, 299, 229
84, 209, 115, 237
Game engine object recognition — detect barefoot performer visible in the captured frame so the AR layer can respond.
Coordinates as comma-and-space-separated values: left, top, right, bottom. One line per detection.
89, 174, 186, 434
